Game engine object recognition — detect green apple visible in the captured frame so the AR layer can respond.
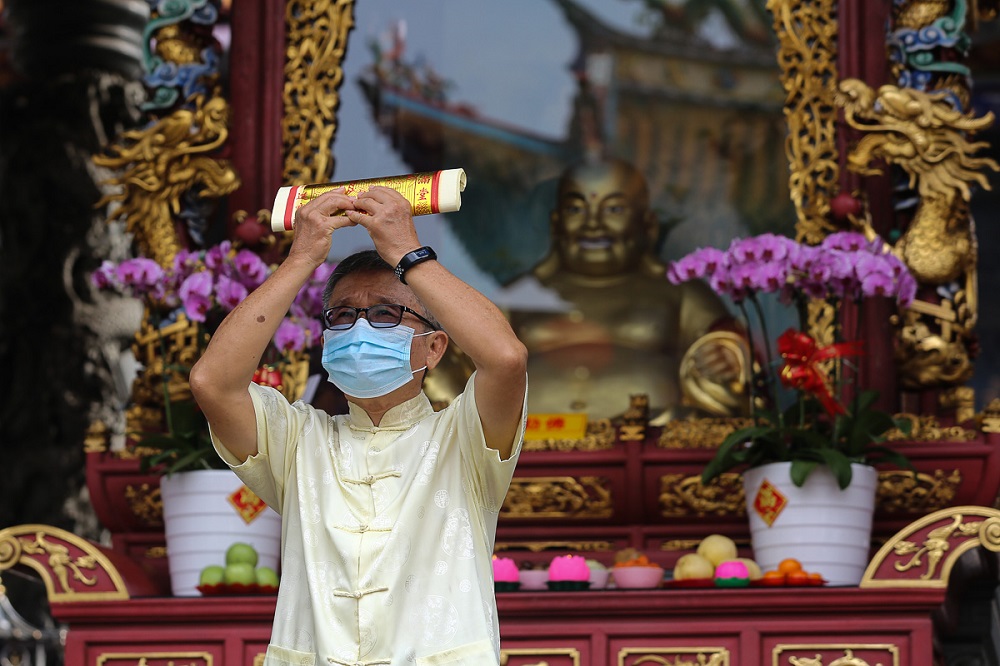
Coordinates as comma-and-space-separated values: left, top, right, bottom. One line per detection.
199, 564, 225, 586
224, 562, 257, 586
225, 542, 259, 567
255, 566, 280, 588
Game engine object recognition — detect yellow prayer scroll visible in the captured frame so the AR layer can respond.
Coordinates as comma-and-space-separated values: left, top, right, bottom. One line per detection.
270, 168, 467, 232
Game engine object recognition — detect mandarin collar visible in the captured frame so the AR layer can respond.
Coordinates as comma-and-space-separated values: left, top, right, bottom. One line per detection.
346, 391, 435, 431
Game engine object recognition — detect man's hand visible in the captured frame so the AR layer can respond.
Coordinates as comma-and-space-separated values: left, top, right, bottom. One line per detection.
345, 186, 422, 266
288, 188, 359, 268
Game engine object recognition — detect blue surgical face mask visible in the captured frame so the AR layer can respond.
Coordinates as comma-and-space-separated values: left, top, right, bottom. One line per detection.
321, 318, 433, 399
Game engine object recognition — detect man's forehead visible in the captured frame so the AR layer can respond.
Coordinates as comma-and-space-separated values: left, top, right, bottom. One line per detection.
329, 271, 415, 306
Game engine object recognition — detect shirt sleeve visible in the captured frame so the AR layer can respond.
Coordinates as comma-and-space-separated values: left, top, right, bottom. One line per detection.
209, 383, 315, 515
451, 371, 527, 512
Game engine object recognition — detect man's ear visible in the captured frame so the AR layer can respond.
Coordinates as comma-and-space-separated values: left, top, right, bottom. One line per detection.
424, 330, 450, 371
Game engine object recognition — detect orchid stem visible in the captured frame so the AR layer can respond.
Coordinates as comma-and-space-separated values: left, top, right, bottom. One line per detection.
748, 294, 780, 425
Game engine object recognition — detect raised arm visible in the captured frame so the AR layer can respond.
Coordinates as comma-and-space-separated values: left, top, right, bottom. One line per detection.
189, 189, 358, 462
347, 187, 528, 459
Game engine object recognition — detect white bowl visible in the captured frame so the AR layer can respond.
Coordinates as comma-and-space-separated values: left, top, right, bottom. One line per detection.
519, 569, 549, 590
611, 566, 664, 589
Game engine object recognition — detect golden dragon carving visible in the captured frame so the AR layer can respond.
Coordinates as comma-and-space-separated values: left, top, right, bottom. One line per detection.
836, 79, 999, 389
94, 94, 241, 268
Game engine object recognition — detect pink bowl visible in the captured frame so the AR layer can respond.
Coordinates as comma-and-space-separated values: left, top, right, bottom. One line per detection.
611, 566, 664, 589
589, 568, 611, 589
519, 569, 549, 590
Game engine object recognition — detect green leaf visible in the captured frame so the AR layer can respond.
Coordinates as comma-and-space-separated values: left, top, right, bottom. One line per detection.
701, 426, 776, 484
789, 459, 817, 486
815, 448, 854, 489
866, 445, 915, 471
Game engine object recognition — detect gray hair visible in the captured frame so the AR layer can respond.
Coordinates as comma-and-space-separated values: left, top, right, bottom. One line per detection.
321, 250, 441, 330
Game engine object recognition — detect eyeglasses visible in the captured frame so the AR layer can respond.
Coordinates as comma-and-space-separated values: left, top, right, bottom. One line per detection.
321, 303, 438, 331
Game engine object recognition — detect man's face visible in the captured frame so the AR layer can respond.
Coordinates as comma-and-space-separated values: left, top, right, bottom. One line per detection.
326, 269, 435, 371
551, 163, 653, 277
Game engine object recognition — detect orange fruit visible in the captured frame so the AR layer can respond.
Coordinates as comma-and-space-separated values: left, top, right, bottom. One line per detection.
761, 570, 786, 585
786, 570, 809, 586
777, 558, 802, 574
808, 571, 824, 586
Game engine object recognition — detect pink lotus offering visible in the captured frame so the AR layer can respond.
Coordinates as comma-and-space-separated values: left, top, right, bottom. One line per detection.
547, 555, 591, 590
714, 560, 750, 588
492, 556, 520, 584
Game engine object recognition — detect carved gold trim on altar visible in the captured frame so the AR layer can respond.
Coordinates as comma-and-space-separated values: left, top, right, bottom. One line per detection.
129, 313, 207, 411
979, 398, 1000, 433
885, 414, 976, 442
0, 524, 129, 602
860, 505, 1000, 588
616, 647, 729, 666
940, 386, 976, 426
652, 468, 961, 520
95, 652, 213, 666
125, 483, 163, 527
86, 420, 110, 453
771, 645, 899, 666
125, 313, 209, 442
495, 541, 614, 553
283, 0, 356, 185
657, 417, 754, 449
145, 546, 167, 559
805, 298, 837, 366
659, 473, 744, 518
875, 469, 961, 514
500, 477, 613, 519
501, 647, 581, 666
768, 0, 841, 244
522, 418, 616, 452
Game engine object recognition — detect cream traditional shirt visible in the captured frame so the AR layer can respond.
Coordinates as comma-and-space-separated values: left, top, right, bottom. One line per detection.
212, 373, 525, 666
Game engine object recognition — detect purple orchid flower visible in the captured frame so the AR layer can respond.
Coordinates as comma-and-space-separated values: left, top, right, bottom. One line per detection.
91, 261, 119, 290
667, 247, 726, 284
215, 274, 249, 311
178, 271, 214, 322
115, 258, 165, 294
274, 318, 307, 352
203, 241, 233, 275
233, 249, 269, 289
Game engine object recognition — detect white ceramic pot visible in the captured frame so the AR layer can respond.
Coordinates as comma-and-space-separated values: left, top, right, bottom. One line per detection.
742, 462, 877, 586
160, 469, 282, 596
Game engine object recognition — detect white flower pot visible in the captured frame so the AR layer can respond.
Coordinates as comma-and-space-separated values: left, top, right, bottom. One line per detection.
160, 469, 282, 596
742, 462, 877, 586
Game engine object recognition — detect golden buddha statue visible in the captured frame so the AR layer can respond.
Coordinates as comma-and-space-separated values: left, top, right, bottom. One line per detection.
508, 158, 749, 423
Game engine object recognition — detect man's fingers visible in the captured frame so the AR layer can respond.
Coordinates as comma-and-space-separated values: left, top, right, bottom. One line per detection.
350, 195, 378, 216
297, 188, 354, 218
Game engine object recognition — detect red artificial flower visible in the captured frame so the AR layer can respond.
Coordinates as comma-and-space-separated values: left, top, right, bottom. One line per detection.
777, 328, 863, 416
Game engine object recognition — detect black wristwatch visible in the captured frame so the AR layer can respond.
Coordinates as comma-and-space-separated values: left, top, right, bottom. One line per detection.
394, 246, 437, 284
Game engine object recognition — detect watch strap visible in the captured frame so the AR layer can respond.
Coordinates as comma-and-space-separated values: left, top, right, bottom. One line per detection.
394, 246, 437, 284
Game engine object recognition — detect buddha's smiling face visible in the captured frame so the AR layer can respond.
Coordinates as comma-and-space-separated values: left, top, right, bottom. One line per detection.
551, 161, 655, 277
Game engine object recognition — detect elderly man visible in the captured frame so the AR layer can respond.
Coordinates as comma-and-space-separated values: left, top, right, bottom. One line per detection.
190, 186, 528, 666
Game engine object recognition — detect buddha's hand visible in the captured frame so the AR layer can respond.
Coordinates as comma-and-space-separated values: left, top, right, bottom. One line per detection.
679, 331, 751, 417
